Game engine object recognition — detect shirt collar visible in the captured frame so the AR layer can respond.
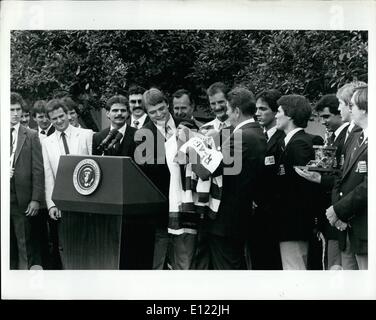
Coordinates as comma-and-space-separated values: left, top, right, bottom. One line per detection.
214, 117, 231, 130
265, 126, 277, 140
39, 123, 53, 135
111, 123, 127, 136
363, 128, 368, 140
233, 118, 255, 132
12, 122, 20, 134
334, 122, 350, 140
348, 120, 355, 132
284, 127, 303, 146
58, 124, 73, 139
132, 113, 147, 122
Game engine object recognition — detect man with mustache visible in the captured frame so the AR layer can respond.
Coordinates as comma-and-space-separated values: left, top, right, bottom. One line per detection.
127, 85, 150, 129
20, 104, 32, 129
92, 95, 136, 157
200, 82, 231, 134
93, 95, 141, 269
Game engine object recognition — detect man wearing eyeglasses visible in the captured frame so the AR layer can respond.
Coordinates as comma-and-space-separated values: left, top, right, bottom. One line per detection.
127, 85, 150, 129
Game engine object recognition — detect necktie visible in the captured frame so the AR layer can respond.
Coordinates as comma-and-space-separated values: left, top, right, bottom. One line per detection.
10, 127, 14, 155
218, 122, 225, 131
264, 130, 269, 141
133, 120, 140, 129
344, 126, 351, 143
61, 132, 70, 155
40, 130, 46, 135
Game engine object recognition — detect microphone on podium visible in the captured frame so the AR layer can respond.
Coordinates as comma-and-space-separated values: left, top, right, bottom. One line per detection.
106, 132, 123, 150
97, 129, 119, 152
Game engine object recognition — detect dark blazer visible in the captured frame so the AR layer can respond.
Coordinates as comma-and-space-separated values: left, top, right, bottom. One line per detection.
134, 116, 186, 227
275, 130, 318, 241
12, 126, 44, 211
126, 115, 151, 128
332, 131, 367, 254
255, 129, 285, 211
320, 124, 349, 239
206, 121, 267, 240
92, 125, 137, 157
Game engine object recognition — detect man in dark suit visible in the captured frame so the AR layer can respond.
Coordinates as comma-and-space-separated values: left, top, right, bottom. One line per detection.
92, 95, 136, 157
92, 95, 146, 269
126, 85, 150, 129
134, 88, 195, 270
245, 89, 284, 270
274, 94, 318, 270
10, 92, 44, 269
327, 85, 368, 270
203, 87, 266, 270
32, 100, 55, 138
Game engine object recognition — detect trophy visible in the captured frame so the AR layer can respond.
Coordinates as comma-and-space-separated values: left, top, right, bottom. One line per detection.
306, 130, 337, 172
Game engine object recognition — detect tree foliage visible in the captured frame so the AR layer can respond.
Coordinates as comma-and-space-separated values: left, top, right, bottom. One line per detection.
11, 30, 367, 115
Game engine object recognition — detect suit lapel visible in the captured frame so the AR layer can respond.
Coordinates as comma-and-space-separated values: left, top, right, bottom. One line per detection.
267, 130, 284, 152
342, 138, 367, 178
14, 126, 27, 165
69, 126, 80, 154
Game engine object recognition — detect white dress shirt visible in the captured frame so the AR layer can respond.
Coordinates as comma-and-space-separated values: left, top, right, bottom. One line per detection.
200, 117, 231, 131
131, 113, 147, 129
155, 114, 177, 139
10, 122, 20, 166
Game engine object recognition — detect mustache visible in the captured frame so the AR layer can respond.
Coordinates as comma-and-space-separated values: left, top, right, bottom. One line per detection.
132, 106, 143, 111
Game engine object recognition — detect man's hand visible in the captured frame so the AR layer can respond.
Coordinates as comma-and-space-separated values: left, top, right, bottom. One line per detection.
25, 200, 40, 216
49, 207, 61, 220
294, 167, 322, 183
326, 205, 339, 226
334, 219, 348, 231
10, 168, 14, 179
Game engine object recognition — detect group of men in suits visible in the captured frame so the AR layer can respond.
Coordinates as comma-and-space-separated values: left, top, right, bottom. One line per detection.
295, 81, 368, 270
10, 79, 368, 271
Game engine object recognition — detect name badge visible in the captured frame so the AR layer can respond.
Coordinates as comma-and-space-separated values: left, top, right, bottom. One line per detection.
278, 164, 285, 176
340, 154, 345, 167
356, 161, 367, 173
265, 155, 275, 166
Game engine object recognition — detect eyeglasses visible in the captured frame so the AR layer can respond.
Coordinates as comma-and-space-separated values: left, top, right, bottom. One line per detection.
130, 99, 142, 104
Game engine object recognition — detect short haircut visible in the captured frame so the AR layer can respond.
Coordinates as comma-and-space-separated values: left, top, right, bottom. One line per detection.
256, 89, 282, 112
11, 92, 25, 107
315, 94, 340, 115
60, 96, 78, 112
337, 80, 367, 105
45, 98, 68, 118
32, 100, 48, 117
206, 82, 229, 98
277, 95, 312, 128
352, 85, 368, 112
128, 85, 146, 96
105, 95, 129, 111
142, 88, 168, 108
172, 89, 194, 105
227, 87, 256, 116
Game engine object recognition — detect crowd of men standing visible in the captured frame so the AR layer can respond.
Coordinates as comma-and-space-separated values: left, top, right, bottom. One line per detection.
9, 80, 368, 270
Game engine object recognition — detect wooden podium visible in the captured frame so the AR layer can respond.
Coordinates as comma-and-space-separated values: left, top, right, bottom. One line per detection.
52, 155, 167, 269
